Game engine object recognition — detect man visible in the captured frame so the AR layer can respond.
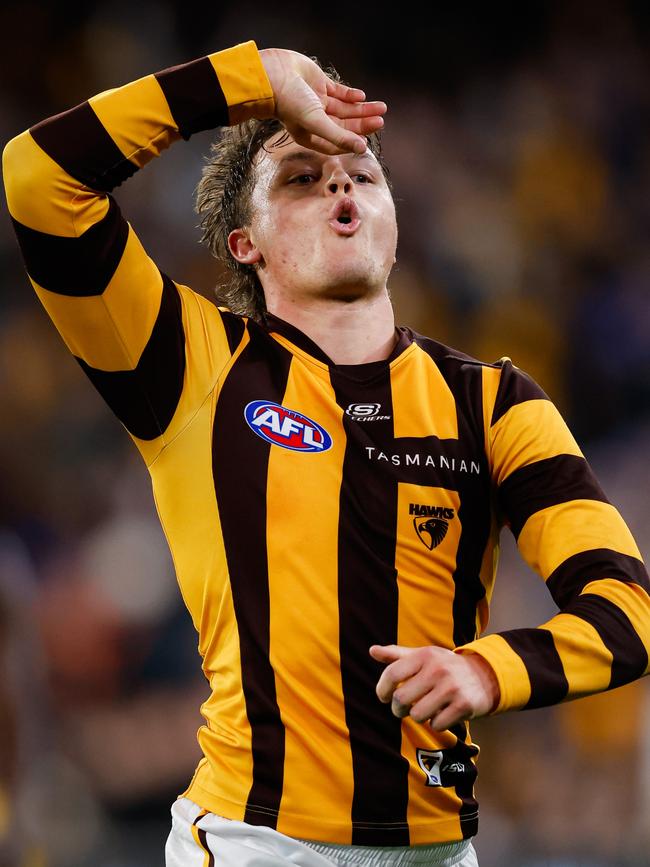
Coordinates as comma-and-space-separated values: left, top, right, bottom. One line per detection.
4, 40, 650, 867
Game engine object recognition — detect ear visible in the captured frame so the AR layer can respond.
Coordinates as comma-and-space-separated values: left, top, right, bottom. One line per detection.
228, 229, 263, 266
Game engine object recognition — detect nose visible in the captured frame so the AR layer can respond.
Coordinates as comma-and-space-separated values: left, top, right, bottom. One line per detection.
325, 167, 352, 196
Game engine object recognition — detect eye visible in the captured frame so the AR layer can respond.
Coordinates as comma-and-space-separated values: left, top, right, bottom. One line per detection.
289, 173, 317, 185
353, 173, 372, 184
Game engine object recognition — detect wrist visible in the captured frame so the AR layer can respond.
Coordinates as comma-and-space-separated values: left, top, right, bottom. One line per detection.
462, 651, 501, 715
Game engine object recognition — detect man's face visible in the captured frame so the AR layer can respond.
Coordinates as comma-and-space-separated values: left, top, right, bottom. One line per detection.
235, 135, 398, 305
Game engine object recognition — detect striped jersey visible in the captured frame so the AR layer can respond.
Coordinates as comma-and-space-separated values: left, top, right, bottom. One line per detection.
4, 40, 650, 847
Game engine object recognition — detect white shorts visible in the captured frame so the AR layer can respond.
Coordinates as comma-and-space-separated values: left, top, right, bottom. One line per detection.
165, 797, 479, 866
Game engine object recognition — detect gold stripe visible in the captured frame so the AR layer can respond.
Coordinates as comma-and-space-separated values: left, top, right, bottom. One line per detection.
481, 365, 502, 451
457, 634, 532, 711
151, 387, 254, 807
518, 500, 642, 581
208, 41, 275, 125
3, 131, 109, 235
395, 483, 463, 834
268, 333, 329, 377
31, 225, 162, 371
396, 483, 460, 649
581, 579, 650, 673
391, 345, 458, 440
490, 399, 583, 485
190, 809, 210, 867
539, 612, 612, 697
90, 75, 180, 168
402, 716, 463, 838
266, 360, 354, 839
476, 518, 500, 635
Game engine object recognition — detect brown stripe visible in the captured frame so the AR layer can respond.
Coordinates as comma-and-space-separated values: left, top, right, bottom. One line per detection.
501, 629, 569, 709
446, 723, 479, 839
263, 312, 333, 364
546, 549, 650, 608
414, 336, 492, 647
567, 593, 648, 688
219, 310, 247, 356
330, 364, 410, 846
76, 272, 185, 440
10, 197, 128, 296
498, 454, 609, 539
30, 102, 138, 192
155, 56, 229, 139
491, 359, 549, 426
192, 813, 215, 867
211, 320, 292, 828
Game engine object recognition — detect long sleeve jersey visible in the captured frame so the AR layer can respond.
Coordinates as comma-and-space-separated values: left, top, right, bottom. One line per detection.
4, 40, 650, 847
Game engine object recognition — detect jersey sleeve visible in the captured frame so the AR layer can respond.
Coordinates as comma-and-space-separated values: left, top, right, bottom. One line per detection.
2, 41, 273, 464
457, 359, 650, 712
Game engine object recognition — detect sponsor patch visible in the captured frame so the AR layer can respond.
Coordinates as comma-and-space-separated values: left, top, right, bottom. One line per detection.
416, 747, 473, 787
244, 400, 332, 453
416, 749, 444, 786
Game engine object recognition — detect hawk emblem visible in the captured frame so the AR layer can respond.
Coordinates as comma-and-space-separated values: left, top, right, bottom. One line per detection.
414, 517, 449, 550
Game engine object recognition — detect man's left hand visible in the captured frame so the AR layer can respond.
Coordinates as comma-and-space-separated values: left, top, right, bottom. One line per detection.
369, 644, 500, 731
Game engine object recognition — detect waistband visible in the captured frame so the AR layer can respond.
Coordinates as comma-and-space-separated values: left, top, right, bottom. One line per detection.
298, 838, 471, 866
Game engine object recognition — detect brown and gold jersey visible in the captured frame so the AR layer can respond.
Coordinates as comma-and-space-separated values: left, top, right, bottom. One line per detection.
4, 40, 650, 847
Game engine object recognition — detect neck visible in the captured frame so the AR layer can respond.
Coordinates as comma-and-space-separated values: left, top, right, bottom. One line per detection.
265, 290, 396, 364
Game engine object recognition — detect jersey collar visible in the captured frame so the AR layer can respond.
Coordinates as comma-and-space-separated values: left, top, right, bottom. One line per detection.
262, 312, 414, 375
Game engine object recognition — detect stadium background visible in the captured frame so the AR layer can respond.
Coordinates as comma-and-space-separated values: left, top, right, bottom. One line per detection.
1, 1, 649, 864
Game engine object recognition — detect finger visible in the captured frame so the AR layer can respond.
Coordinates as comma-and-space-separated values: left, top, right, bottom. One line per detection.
409, 689, 450, 725
391, 697, 411, 719
293, 109, 368, 154
325, 79, 367, 103
341, 116, 384, 136
369, 644, 412, 663
375, 655, 425, 704
429, 704, 467, 732
288, 130, 344, 156
325, 97, 387, 120
411, 687, 473, 729
392, 669, 439, 710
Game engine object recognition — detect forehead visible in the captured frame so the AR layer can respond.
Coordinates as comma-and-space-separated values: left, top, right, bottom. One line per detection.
253, 133, 381, 179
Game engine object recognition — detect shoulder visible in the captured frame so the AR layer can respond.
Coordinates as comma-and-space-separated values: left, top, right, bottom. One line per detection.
405, 328, 551, 428
407, 328, 500, 371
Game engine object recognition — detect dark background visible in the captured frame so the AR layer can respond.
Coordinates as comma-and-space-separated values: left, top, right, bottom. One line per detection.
1, 2, 649, 864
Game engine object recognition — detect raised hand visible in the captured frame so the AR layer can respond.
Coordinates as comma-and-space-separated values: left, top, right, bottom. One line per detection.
370, 644, 500, 731
259, 48, 387, 155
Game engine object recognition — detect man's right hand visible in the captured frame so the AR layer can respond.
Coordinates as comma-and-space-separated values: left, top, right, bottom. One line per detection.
259, 48, 387, 156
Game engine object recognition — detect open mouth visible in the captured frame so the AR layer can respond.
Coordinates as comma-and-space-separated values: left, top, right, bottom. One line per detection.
329, 198, 360, 235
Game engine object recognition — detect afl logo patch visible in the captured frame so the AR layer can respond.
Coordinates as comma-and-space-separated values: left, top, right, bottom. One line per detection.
244, 400, 333, 453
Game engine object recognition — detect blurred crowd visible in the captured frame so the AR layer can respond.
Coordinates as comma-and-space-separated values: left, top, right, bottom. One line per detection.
0, 2, 649, 865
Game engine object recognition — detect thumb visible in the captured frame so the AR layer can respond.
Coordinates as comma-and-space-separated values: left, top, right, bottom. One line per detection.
369, 644, 411, 663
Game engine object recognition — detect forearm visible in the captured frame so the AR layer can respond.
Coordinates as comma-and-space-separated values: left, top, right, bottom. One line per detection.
458, 577, 650, 713
3, 41, 272, 234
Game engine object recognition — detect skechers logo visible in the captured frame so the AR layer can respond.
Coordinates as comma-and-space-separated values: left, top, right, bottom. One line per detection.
244, 400, 332, 453
409, 503, 455, 550
346, 403, 391, 421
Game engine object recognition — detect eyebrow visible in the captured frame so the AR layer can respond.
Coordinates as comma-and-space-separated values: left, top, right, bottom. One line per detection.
275, 150, 376, 168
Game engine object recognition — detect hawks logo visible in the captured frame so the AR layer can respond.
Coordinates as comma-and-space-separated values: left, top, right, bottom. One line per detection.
244, 400, 332, 453
409, 503, 455, 550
